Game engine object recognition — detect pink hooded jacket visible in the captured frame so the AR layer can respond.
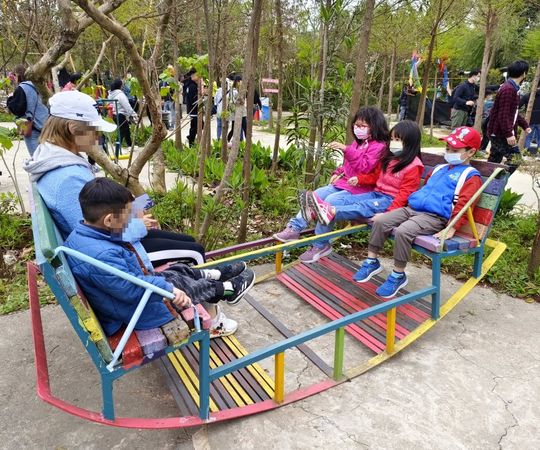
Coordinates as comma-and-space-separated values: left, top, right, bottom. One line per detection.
332, 139, 387, 194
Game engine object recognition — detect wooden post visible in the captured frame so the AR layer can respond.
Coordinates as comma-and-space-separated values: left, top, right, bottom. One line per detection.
274, 352, 285, 403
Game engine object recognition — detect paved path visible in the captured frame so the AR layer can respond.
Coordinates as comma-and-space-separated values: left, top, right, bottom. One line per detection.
0, 119, 538, 212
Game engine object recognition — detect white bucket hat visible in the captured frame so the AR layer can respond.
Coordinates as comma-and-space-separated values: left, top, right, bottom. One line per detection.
48, 91, 117, 133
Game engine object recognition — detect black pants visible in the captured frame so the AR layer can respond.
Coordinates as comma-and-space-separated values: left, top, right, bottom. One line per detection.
188, 116, 198, 147
488, 136, 520, 174
115, 114, 132, 147
161, 264, 224, 304
227, 116, 247, 142
140, 228, 205, 267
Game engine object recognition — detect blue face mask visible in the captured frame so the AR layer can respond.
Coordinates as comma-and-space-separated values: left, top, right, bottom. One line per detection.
444, 152, 464, 165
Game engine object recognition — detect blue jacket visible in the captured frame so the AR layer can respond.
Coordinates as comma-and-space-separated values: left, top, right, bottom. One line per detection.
19, 82, 50, 130
408, 163, 480, 220
64, 222, 174, 336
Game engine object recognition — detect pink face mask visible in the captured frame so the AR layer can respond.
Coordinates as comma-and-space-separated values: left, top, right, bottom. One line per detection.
354, 125, 370, 140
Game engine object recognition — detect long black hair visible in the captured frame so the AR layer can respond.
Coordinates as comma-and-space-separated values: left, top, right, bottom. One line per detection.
382, 120, 422, 174
351, 106, 389, 144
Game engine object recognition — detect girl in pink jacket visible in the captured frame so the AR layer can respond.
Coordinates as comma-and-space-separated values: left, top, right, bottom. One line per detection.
300, 120, 424, 263
274, 107, 389, 257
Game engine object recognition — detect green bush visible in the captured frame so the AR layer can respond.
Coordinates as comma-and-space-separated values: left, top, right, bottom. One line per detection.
133, 125, 153, 147
497, 189, 524, 218
0, 193, 31, 250
422, 132, 446, 148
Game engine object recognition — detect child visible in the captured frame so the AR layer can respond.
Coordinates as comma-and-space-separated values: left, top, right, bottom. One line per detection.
353, 126, 483, 298
274, 106, 389, 259
64, 178, 256, 337
298, 120, 424, 263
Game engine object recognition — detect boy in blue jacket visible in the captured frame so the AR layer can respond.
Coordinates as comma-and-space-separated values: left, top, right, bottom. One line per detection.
353, 127, 483, 298
64, 178, 255, 336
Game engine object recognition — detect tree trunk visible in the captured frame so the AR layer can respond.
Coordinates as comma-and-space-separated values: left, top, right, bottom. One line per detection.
346, 0, 376, 143
387, 44, 397, 116
198, 0, 263, 242
172, 0, 183, 151
76, 0, 167, 195
474, 4, 496, 132
271, 0, 284, 174
430, 68, 438, 139
377, 58, 387, 109
415, 31, 436, 127
238, 3, 262, 243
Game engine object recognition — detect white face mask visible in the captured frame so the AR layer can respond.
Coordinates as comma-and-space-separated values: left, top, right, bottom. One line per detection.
354, 125, 370, 140
444, 152, 464, 165
389, 141, 403, 155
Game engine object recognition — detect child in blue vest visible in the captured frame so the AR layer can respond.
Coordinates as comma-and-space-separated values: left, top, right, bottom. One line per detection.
354, 127, 483, 298
64, 178, 255, 337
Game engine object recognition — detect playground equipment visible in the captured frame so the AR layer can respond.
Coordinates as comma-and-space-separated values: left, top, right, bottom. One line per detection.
27, 153, 509, 428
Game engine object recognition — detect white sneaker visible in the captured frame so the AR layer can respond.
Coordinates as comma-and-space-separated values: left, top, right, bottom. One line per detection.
209, 305, 238, 339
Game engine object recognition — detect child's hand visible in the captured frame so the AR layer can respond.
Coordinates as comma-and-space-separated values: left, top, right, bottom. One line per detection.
171, 288, 192, 308
434, 227, 456, 239
142, 214, 160, 230
347, 176, 358, 186
328, 141, 346, 151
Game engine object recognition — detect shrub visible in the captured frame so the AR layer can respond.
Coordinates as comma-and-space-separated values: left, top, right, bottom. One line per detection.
497, 188, 524, 218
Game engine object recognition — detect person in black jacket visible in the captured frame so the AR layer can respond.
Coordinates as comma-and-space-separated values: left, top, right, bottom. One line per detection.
183, 68, 200, 147
522, 88, 540, 155
450, 70, 480, 129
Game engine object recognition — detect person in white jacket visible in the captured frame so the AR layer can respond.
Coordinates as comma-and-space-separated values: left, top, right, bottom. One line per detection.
108, 78, 138, 148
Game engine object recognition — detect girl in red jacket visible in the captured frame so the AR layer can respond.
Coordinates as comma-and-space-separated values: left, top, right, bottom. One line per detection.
274, 107, 389, 256
299, 120, 424, 263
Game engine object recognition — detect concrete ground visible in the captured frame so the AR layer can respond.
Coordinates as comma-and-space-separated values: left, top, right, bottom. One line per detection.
1, 260, 540, 449
1, 119, 540, 448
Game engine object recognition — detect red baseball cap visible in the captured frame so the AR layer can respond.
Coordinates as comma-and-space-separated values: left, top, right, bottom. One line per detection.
439, 127, 481, 150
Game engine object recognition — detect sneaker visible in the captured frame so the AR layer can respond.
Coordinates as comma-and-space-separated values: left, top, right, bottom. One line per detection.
274, 227, 300, 242
353, 259, 383, 283
215, 261, 247, 281
209, 305, 238, 339
223, 268, 256, 305
299, 244, 332, 263
298, 190, 316, 223
309, 192, 335, 226
376, 272, 408, 298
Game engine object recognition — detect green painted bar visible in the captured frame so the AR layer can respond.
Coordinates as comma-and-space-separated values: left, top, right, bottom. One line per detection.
477, 193, 499, 211
333, 327, 345, 381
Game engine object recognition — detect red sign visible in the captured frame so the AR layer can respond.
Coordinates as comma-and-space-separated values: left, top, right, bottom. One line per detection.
262, 78, 279, 84
263, 88, 279, 94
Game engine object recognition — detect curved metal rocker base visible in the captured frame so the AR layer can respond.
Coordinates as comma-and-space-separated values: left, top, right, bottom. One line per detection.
29, 237, 506, 428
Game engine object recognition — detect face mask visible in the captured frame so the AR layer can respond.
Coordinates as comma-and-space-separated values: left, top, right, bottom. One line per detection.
354, 125, 370, 140
389, 141, 403, 155
444, 152, 464, 165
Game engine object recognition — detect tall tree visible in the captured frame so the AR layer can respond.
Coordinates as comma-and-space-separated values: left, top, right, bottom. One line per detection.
271, 0, 284, 174
198, 0, 263, 242
347, 0, 376, 143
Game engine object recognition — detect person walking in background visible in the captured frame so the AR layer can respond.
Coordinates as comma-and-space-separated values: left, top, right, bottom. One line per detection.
398, 85, 409, 121
159, 65, 176, 130
7, 64, 50, 156
450, 70, 480, 129
227, 75, 247, 143
108, 78, 138, 150
487, 60, 531, 171
214, 74, 234, 140
521, 87, 540, 156
183, 68, 200, 147
479, 90, 496, 152
62, 72, 82, 92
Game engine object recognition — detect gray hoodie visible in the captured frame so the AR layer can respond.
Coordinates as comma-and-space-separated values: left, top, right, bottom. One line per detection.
23, 141, 92, 182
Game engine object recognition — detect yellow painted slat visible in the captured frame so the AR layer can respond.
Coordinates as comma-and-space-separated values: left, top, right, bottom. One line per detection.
193, 342, 251, 407
223, 336, 275, 396
168, 351, 219, 412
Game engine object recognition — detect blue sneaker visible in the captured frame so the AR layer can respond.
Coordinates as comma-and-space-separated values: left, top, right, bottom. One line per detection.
376, 272, 408, 298
353, 259, 383, 283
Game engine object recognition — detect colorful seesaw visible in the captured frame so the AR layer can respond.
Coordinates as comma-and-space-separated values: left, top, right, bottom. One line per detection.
27, 153, 509, 428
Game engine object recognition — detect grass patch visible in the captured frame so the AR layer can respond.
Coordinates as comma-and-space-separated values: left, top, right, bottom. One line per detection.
422, 132, 446, 147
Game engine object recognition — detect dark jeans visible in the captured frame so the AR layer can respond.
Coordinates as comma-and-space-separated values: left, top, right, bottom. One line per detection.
228, 117, 247, 142
488, 136, 521, 173
140, 228, 206, 266
114, 114, 132, 147
188, 116, 198, 147
161, 264, 224, 304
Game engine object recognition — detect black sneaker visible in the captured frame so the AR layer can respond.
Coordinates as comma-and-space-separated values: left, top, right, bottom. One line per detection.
223, 268, 256, 305
215, 261, 247, 281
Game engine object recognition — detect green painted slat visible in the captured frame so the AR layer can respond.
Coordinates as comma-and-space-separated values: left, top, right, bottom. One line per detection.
477, 193, 499, 211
